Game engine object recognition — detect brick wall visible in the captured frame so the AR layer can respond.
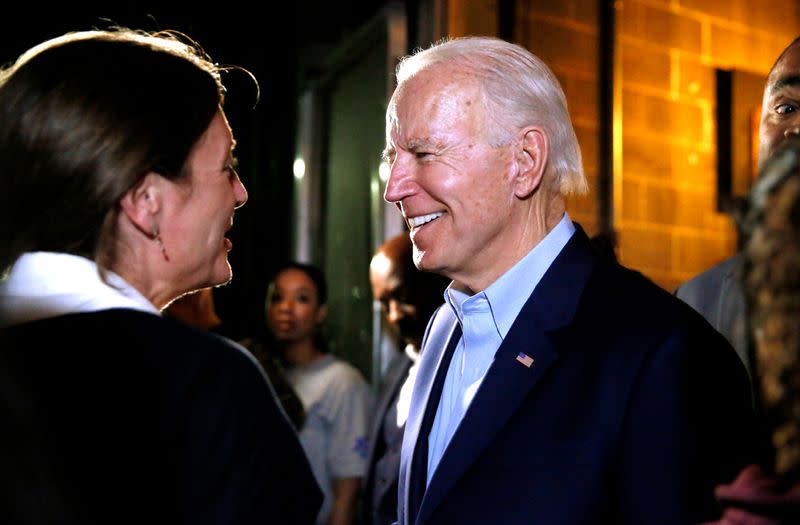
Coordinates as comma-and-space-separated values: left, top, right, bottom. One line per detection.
516, 0, 800, 291
516, 0, 602, 235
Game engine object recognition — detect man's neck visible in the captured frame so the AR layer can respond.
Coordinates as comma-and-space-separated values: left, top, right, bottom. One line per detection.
454, 197, 566, 292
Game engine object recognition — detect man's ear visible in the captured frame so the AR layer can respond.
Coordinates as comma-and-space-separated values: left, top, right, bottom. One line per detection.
513, 126, 549, 199
118, 172, 165, 235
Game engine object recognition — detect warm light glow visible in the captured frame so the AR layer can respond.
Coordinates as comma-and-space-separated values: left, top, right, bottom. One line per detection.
293, 158, 306, 180
379, 161, 390, 182
370, 251, 391, 277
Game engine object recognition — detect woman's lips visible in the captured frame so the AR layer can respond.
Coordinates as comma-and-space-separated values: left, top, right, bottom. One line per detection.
274, 320, 293, 331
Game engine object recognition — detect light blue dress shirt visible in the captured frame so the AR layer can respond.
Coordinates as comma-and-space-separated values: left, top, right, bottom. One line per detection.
426, 213, 576, 485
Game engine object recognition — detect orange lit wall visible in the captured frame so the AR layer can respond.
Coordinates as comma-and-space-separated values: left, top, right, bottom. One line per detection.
504, 0, 800, 291
515, 1, 602, 237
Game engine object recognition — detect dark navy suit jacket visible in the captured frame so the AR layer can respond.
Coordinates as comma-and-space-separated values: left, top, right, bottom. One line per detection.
397, 227, 755, 525
1, 309, 321, 525
363, 351, 413, 525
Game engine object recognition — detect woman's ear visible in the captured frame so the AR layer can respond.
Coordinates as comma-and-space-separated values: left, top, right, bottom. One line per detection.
513, 126, 549, 199
119, 173, 164, 235
316, 304, 329, 325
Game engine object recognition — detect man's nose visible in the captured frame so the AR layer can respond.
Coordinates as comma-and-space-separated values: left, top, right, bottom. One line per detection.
383, 157, 414, 204
276, 299, 292, 311
785, 124, 800, 139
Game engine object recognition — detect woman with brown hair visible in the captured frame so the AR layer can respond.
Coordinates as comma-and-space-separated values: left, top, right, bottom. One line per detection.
0, 29, 320, 524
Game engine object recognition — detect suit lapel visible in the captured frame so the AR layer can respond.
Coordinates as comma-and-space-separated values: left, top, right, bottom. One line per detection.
364, 352, 412, 497
415, 226, 597, 525
399, 307, 460, 524
368, 352, 412, 455
417, 322, 559, 524
717, 254, 749, 371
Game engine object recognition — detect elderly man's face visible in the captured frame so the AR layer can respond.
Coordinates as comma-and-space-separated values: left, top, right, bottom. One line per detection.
383, 69, 518, 287
760, 43, 800, 165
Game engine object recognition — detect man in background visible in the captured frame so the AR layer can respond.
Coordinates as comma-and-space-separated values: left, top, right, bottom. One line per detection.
676, 35, 800, 379
363, 233, 448, 525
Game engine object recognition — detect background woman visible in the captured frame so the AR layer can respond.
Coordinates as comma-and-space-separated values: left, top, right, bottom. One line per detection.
0, 29, 320, 524
267, 262, 373, 525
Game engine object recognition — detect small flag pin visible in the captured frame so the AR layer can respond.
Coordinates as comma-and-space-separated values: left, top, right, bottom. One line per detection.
516, 352, 534, 368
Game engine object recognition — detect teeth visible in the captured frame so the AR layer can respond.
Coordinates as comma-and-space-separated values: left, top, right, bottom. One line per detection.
409, 212, 443, 227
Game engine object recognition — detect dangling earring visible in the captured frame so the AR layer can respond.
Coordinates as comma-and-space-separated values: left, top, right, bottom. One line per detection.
151, 225, 170, 262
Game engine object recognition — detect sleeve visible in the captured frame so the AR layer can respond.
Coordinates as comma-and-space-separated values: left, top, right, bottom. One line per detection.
326, 366, 375, 480
618, 323, 756, 524
181, 344, 322, 525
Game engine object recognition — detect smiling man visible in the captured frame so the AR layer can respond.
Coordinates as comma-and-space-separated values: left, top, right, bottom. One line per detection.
382, 36, 755, 525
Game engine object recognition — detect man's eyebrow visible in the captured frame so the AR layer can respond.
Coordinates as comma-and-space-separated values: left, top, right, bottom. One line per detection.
381, 138, 442, 160
407, 138, 439, 150
230, 138, 238, 153
770, 75, 800, 94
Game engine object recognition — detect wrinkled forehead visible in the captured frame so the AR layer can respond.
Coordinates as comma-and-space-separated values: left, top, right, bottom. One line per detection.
386, 68, 484, 144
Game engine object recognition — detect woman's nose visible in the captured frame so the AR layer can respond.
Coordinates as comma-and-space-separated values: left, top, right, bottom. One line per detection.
233, 174, 248, 208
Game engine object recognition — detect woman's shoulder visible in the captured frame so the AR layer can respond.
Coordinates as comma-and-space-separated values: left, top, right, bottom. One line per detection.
5, 308, 275, 415
156, 313, 265, 369
13, 308, 261, 372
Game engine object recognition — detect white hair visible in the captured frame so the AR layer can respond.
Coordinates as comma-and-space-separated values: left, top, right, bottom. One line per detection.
389, 36, 587, 195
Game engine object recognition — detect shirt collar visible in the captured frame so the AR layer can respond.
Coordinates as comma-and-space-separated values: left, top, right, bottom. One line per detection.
0, 252, 160, 327
444, 212, 575, 338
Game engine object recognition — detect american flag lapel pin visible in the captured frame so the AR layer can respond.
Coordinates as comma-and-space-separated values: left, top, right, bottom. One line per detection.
516, 352, 534, 368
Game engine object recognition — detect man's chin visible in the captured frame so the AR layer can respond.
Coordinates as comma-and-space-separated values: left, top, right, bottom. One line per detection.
413, 251, 445, 275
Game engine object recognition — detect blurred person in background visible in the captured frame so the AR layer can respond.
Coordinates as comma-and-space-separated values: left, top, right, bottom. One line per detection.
268, 262, 373, 525
363, 233, 449, 525
675, 36, 800, 379
705, 137, 800, 524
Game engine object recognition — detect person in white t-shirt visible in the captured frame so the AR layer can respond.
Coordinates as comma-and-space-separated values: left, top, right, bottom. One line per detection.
267, 262, 373, 525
